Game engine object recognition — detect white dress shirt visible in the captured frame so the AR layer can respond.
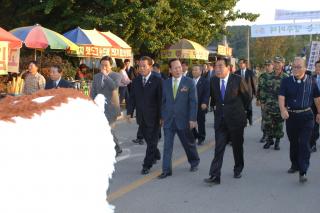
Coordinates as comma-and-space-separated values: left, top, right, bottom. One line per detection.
193, 76, 200, 85
142, 71, 152, 85
172, 75, 182, 88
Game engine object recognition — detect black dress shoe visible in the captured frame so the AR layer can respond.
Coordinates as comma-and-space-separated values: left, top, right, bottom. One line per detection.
116, 148, 122, 157
204, 176, 220, 185
198, 139, 205, 145
132, 138, 144, 145
158, 172, 172, 179
190, 166, 198, 172
234, 172, 242, 179
141, 168, 150, 175
299, 174, 308, 183
259, 134, 266, 143
287, 167, 298, 174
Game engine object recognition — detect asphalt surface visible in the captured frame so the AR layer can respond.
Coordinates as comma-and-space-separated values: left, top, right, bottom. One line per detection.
109, 104, 320, 213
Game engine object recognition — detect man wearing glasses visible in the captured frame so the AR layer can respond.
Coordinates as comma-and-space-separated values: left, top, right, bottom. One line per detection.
279, 57, 320, 183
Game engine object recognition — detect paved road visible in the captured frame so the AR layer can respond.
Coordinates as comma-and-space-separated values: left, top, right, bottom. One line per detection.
109, 104, 320, 213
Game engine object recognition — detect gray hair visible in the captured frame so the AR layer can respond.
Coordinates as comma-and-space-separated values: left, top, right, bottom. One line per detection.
294, 56, 306, 68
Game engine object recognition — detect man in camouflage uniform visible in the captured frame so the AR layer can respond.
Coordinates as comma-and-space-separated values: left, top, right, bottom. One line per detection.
260, 56, 289, 150
256, 60, 274, 143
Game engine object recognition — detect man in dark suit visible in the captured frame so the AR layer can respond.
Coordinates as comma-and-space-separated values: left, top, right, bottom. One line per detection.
45, 65, 72, 89
158, 58, 200, 179
152, 63, 168, 80
127, 56, 162, 175
235, 59, 256, 125
202, 63, 215, 81
204, 57, 250, 185
182, 60, 193, 78
192, 65, 210, 145
310, 60, 320, 152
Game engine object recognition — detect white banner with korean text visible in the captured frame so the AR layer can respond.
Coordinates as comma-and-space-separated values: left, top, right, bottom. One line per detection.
307, 41, 320, 72
251, 22, 320, 38
275, 10, 320, 21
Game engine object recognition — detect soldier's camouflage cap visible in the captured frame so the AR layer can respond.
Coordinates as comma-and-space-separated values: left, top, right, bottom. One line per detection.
274, 56, 285, 63
264, 60, 273, 65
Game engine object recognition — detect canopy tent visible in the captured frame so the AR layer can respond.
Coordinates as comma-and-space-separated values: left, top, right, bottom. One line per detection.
161, 39, 209, 61
0, 27, 22, 49
63, 27, 132, 59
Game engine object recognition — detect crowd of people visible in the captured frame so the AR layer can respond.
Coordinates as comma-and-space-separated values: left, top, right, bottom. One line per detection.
18, 53, 320, 185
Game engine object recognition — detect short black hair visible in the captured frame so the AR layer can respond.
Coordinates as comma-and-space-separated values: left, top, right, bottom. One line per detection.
315, 60, 320, 66
168, 58, 180, 68
124, 59, 130, 63
29, 60, 38, 67
51, 64, 62, 73
140, 56, 153, 66
216, 57, 231, 66
118, 61, 125, 69
181, 60, 188, 66
153, 63, 160, 69
239, 58, 248, 64
100, 56, 113, 65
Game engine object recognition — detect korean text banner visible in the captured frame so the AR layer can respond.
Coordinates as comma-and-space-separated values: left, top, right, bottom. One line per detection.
307, 41, 320, 72
275, 10, 320, 21
251, 22, 320, 38
0, 41, 9, 75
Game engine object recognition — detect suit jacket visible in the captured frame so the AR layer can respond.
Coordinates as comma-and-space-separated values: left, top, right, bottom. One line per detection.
45, 78, 72, 89
202, 70, 215, 81
152, 71, 168, 80
90, 72, 122, 123
210, 74, 250, 130
195, 76, 210, 111
161, 76, 198, 130
312, 74, 319, 114
235, 69, 256, 99
127, 73, 162, 127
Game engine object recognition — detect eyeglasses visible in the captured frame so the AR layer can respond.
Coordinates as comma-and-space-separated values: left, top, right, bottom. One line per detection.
292, 66, 303, 70
215, 65, 225, 68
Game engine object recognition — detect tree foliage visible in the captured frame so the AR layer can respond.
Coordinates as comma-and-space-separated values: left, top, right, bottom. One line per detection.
0, 0, 258, 57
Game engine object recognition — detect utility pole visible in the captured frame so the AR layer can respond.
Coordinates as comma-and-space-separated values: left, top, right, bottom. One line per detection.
247, 26, 250, 67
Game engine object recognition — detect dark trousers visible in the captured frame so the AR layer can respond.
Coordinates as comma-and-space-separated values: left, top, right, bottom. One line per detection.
119, 86, 129, 104
162, 123, 200, 173
247, 101, 253, 124
286, 111, 314, 175
310, 112, 319, 147
111, 129, 121, 152
193, 109, 206, 141
141, 122, 161, 169
137, 125, 144, 139
209, 121, 244, 177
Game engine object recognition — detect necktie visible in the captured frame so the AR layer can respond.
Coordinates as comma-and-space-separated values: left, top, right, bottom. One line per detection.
54, 81, 57, 88
317, 76, 320, 90
173, 78, 178, 99
143, 77, 146, 86
221, 79, 226, 100
241, 70, 245, 78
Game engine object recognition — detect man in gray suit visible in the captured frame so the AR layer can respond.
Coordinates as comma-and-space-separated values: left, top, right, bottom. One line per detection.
158, 58, 200, 179
91, 56, 122, 156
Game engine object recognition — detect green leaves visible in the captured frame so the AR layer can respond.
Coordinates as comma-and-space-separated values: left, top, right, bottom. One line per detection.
0, 0, 258, 57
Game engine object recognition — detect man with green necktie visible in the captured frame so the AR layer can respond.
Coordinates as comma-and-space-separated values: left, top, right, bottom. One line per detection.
158, 58, 200, 179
